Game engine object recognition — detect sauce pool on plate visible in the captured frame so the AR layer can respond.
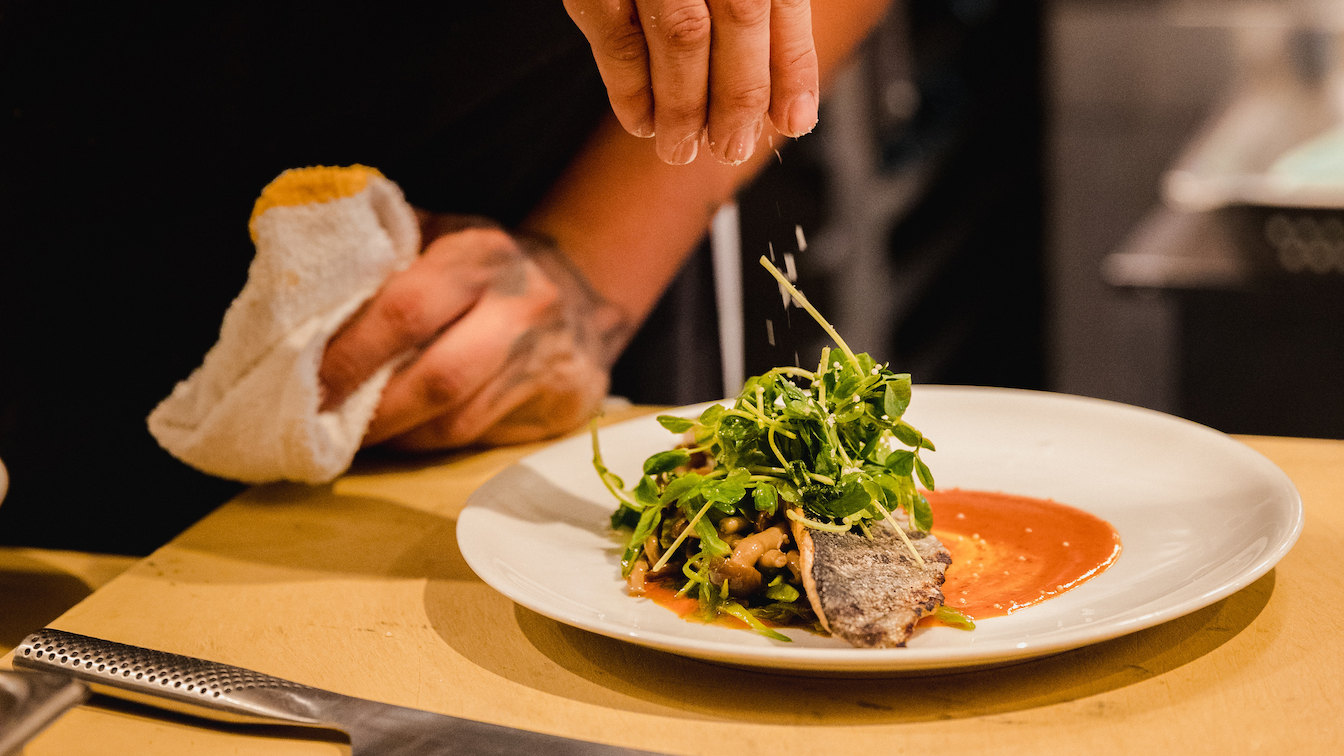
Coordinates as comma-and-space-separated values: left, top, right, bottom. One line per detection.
928, 488, 1122, 619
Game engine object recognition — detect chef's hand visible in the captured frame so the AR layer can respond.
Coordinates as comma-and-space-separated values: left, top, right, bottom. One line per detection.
318, 216, 631, 450
564, 0, 819, 165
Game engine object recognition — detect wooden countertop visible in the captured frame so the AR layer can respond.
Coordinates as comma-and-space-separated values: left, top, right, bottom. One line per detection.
5, 408, 1342, 754
0, 548, 137, 656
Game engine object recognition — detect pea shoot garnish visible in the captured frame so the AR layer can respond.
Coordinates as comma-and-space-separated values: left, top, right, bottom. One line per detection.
593, 256, 938, 639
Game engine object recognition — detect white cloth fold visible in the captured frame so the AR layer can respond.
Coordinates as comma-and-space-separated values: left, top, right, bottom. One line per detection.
148, 166, 419, 483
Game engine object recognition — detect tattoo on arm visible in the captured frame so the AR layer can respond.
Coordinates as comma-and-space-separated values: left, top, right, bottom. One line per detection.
515, 231, 636, 370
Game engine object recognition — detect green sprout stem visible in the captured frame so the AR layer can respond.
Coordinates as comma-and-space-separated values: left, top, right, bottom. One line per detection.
767, 366, 815, 381
725, 407, 796, 439
721, 601, 791, 642
785, 507, 853, 533
591, 419, 640, 508
651, 498, 716, 573
759, 256, 861, 373
868, 497, 926, 568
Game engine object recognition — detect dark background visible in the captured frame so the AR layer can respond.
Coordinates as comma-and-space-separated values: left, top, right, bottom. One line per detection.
4, 0, 1339, 556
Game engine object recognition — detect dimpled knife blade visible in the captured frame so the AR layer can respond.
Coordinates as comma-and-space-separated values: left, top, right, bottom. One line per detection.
15, 629, 667, 756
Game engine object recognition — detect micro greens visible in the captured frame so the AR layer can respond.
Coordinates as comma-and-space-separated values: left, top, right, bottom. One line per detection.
595, 256, 939, 638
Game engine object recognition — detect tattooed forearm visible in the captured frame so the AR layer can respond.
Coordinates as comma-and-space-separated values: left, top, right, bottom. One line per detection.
516, 231, 636, 369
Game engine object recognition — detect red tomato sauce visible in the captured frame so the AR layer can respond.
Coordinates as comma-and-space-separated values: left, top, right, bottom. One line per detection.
641, 583, 757, 630
642, 582, 702, 619
928, 488, 1122, 619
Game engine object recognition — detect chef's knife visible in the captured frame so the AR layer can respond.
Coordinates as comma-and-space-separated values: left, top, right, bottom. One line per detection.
15, 629, 665, 756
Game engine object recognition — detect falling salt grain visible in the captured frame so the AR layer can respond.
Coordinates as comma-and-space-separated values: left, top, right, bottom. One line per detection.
1063, 541, 1070, 547
956, 512, 966, 519
1025, 527, 1033, 533
795, 224, 808, 252
774, 251, 800, 308
766, 319, 775, 346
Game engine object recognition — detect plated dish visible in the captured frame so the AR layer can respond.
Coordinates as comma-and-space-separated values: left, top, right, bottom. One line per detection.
457, 387, 1303, 673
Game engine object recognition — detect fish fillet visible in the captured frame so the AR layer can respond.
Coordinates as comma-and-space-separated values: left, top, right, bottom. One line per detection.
793, 514, 952, 648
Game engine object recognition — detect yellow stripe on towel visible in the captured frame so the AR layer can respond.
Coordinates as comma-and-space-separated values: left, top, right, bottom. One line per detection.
249, 165, 385, 242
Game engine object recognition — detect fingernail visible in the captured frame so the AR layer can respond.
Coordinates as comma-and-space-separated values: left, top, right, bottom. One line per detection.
630, 120, 654, 138
786, 91, 818, 137
666, 132, 699, 165
717, 119, 763, 165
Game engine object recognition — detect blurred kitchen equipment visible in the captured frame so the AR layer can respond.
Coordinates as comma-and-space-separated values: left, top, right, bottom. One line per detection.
1101, 0, 1344, 439
1106, 0, 1344, 287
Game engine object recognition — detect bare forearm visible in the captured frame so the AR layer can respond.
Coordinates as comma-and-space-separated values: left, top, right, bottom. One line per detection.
522, 0, 894, 325
521, 117, 752, 322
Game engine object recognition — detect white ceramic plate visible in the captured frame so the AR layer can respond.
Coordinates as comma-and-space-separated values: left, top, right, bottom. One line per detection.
457, 387, 1303, 674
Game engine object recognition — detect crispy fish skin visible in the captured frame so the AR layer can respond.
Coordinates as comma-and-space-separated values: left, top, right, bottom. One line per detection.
793, 515, 952, 648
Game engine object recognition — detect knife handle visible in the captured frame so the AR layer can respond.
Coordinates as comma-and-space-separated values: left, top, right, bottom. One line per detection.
14, 629, 338, 730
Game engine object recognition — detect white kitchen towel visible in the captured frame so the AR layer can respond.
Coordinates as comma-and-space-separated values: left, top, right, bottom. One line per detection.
148, 165, 419, 483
